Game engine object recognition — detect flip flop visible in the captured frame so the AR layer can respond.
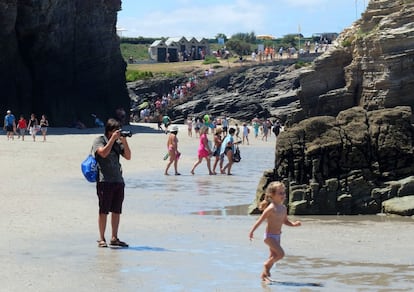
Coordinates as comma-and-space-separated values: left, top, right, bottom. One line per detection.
97, 240, 108, 248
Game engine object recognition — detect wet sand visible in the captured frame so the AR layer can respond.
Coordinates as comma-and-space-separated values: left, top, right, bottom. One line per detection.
1, 123, 413, 291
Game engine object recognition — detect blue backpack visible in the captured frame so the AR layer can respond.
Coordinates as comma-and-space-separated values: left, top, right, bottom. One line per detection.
81, 148, 98, 183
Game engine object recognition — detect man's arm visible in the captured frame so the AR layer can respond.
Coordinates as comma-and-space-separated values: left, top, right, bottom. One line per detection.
120, 137, 131, 160
96, 131, 120, 158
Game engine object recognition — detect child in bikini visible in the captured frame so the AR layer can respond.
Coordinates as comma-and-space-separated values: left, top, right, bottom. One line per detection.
249, 181, 301, 282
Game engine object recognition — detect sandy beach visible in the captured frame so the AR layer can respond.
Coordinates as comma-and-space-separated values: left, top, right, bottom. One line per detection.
1, 123, 413, 292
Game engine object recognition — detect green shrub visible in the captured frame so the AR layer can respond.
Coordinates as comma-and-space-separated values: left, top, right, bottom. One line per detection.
203, 55, 220, 65
295, 61, 310, 69
341, 39, 352, 47
125, 70, 153, 82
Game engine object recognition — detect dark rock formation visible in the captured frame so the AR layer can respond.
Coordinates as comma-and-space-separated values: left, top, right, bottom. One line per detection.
252, 0, 414, 215
272, 106, 414, 215
0, 0, 128, 126
126, 58, 316, 124
170, 60, 307, 123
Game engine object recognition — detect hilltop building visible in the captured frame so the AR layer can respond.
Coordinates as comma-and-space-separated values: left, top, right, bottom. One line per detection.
149, 36, 210, 62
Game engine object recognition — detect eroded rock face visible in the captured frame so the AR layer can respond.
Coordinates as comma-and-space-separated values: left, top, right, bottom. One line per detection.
251, 0, 414, 215
0, 0, 128, 126
169, 62, 305, 123
276, 106, 414, 215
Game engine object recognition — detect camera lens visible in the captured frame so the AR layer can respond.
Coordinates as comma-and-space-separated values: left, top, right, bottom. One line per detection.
120, 130, 132, 137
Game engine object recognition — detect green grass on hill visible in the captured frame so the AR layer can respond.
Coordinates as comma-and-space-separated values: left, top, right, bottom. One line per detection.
120, 43, 150, 62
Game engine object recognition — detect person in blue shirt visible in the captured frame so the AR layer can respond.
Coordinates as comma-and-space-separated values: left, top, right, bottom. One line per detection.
3, 110, 16, 140
220, 127, 236, 175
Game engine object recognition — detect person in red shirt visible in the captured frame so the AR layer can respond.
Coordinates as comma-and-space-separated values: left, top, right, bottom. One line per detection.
17, 115, 27, 141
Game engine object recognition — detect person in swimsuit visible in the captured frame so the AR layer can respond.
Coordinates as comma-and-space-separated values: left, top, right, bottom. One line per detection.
212, 128, 223, 175
248, 181, 301, 282
164, 125, 181, 175
190, 126, 213, 175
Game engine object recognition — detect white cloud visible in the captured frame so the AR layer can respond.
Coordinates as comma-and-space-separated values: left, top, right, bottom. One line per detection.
119, 0, 268, 38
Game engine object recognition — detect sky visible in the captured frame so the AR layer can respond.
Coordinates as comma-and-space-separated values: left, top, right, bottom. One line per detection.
117, 0, 369, 39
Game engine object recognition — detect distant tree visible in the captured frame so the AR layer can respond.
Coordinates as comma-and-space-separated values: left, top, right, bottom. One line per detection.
231, 31, 256, 43
225, 38, 252, 56
215, 33, 228, 42
281, 34, 297, 48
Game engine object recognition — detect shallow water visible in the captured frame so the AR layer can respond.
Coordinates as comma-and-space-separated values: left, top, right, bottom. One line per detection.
121, 134, 414, 291
126, 137, 276, 216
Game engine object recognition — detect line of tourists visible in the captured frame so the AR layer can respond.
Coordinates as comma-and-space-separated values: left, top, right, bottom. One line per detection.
3, 109, 49, 142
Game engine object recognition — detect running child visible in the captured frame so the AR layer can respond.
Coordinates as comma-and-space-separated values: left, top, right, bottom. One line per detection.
248, 181, 301, 282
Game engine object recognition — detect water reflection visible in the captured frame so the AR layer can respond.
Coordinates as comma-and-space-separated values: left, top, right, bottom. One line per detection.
127, 143, 276, 215
193, 204, 250, 216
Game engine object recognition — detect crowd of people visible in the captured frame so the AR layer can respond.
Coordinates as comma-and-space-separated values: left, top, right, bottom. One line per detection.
181, 115, 282, 143
131, 74, 203, 124
3, 110, 49, 142
162, 114, 283, 176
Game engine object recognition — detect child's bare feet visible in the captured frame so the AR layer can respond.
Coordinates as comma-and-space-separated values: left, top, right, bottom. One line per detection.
262, 264, 271, 279
261, 271, 270, 282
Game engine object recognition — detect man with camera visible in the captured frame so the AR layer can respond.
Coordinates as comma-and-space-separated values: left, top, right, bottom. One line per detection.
92, 118, 131, 248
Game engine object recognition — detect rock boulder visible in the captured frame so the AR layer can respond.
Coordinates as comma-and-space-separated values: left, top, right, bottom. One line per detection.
0, 0, 128, 126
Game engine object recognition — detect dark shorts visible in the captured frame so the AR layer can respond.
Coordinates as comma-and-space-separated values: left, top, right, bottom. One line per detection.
213, 148, 221, 157
96, 182, 125, 214
6, 125, 13, 132
224, 146, 233, 155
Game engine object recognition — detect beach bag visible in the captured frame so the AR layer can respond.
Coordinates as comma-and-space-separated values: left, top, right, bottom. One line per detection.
233, 145, 241, 163
81, 149, 98, 182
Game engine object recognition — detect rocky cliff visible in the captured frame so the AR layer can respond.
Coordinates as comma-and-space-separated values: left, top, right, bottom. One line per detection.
0, 0, 128, 126
252, 0, 414, 216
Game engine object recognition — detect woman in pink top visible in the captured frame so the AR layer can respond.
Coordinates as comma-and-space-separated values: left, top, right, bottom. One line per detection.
190, 126, 213, 175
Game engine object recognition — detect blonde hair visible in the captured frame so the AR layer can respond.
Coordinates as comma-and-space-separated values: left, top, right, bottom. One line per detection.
258, 181, 285, 211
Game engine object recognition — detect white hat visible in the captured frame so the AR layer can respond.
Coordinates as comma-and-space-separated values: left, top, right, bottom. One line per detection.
6, 110, 11, 114
172, 126, 179, 132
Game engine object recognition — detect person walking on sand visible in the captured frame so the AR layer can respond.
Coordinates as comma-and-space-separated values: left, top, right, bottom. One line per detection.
212, 128, 223, 174
27, 113, 39, 142
242, 123, 250, 145
4, 110, 16, 140
248, 181, 301, 282
162, 115, 171, 133
93, 118, 131, 248
39, 114, 49, 142
17, 115, 27, 141
186, 116, 193, 137
220, 127, 237, 175
235, 123, 240, 139
164, 125, 181, 175
190, 126, 213, 175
